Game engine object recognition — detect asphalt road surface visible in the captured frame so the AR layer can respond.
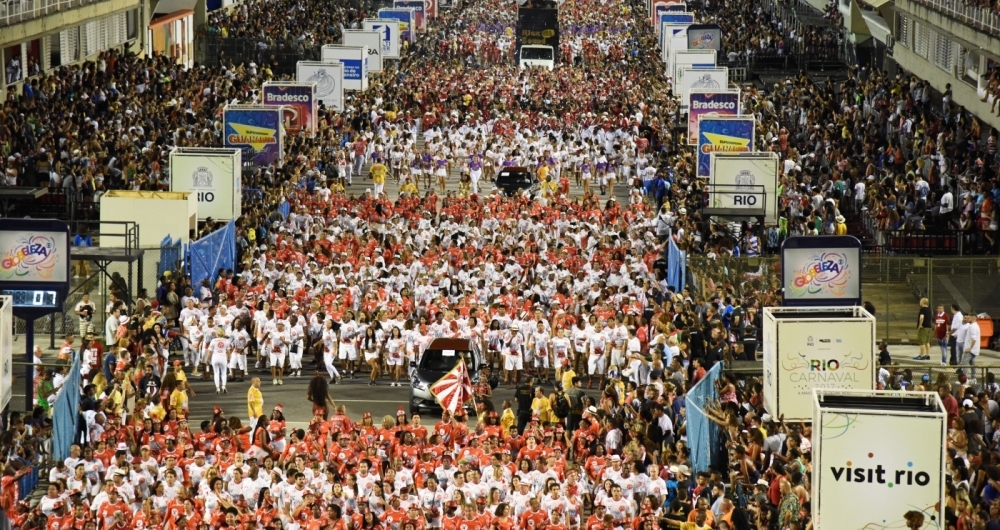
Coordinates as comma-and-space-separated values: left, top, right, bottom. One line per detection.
184, 359, 522, 429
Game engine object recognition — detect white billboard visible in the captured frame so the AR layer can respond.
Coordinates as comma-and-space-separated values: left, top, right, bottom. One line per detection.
710, 152, 778, 224
321, 45, 369, 92
763, 307, 876, 421
296, 61, 345, 112
677, 67, 728, 112
343, 30, 384, 73
364, 19, 401, 60
813, 392, 946, 530
169, 148, 242, 221
671, 49, 715, 83
661, 25, 689, 66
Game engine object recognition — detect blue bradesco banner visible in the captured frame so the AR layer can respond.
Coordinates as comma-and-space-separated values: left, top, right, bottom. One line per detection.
379, 8, 417, 43
224, 106, 283, 167
262, 82, 316, 137
393, 0, 425, 32
697, 115, 755, 177
688, 90, 740, 145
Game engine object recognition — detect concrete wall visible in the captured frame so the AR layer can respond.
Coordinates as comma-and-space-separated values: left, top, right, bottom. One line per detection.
895, 0, 1000, 56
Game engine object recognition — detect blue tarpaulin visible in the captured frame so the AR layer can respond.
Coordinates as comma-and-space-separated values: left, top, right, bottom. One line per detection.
51, 356, 81, 462
667, 235, 687, 292
188, 221, 236, 289
158, 235, 182, 278
685, 362, 721, 474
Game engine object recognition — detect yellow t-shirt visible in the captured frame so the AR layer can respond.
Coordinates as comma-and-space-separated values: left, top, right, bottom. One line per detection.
561, 369, 577, 392
400, 182, 418, 195
170, 388, 188, 413
370, 163, 388, 184
538, 166, 549, 182
247, 386, 264, 419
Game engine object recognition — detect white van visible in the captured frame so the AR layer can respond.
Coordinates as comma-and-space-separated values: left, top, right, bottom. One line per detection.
519, 45, 555, 70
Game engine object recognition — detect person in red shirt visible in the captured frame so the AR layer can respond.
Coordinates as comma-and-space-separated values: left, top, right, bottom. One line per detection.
518, 498, 548, 529
585, 505, 609, 530
934, 305, 950, 364
44, 501, 71, 530
381, 496, 408, 529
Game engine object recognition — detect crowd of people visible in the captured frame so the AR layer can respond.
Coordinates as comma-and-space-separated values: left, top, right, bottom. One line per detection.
1, 0, 1000, 522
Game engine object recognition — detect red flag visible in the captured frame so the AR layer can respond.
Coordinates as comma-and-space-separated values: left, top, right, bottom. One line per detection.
429, 357, 474, 413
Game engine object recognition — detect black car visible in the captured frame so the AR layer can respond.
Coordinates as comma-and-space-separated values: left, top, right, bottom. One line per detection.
494, 166, 540, 197
409, 338, 485, 415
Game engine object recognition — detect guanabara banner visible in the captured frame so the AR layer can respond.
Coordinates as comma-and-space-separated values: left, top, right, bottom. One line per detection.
223, 105, 283, 167
697, 115, 755, 177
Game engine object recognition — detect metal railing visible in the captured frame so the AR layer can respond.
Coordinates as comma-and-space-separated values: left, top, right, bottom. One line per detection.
907, 0, 1000, 37
687, 255, 1000, 343
0, 0, 100, 26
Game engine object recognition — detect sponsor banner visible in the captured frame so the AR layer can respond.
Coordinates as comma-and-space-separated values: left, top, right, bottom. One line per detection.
671, 48, 715, 83
687, 23, 722, 52
516, 7, 559, 60
0, 231, 69, 283
697, 115, 754, 177
320, 46, 369, 91
223, 106, 283, 167
296, 61, 344, 112
262, 82, 316, 137
815, 409, 944, 529
656, 10, 693, 36
364, 19, 401, 59
782, 236, 864, 305
687, 89, 739, 144
344, 30, 384, 73
678, 67, 728, 113
393, 0, 426, 31
378, 8, 417, 43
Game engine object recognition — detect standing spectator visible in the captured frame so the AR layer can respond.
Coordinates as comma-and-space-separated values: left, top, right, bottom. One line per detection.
72, 225, 93, 278
962, 314, 982, 367
74, 293, 96, 338
950, 304, 964, 366
934, 304, 950, 365
914, 298, 933, 361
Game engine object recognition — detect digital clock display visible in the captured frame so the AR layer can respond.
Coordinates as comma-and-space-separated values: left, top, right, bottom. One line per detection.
4, 290, 59, 307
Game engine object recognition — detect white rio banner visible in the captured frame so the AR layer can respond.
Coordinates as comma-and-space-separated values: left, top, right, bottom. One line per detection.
710, 152, 778, 225
169, 148, 242, 221
762, 307, 876, 421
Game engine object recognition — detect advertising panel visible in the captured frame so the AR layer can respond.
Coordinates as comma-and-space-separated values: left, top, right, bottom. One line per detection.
677, 67, 728, 113
661, 26, 689, 65
169, 148, 242, 221
672, 48, 715, 82
814, 407, 944, 529
364, 19, 401, 59
687, 89, 739, 143
710, 152, 777, 224
777, 320, 874, 419
378, 8, 417, 44
0, 231, 69, 283
782, 236, 864, 306
296, 61, 344, 112
656, 10, 694, 37
343, 30, 384, 73
686, 23, 722, 52
262, 82, 316, 137
697, 115, 754, 177
321, 45, 369, 92
223, 106, 283, 167
393, 0, 425, 31
516, 7, 560, 61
